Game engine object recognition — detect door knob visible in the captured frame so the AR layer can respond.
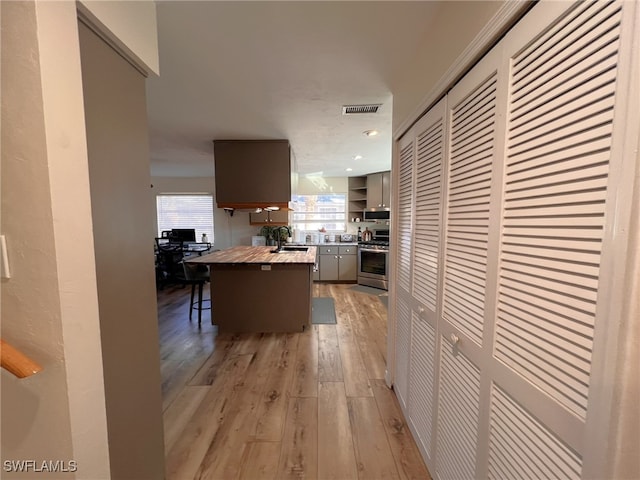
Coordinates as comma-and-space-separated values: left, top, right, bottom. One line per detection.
450, 333, 460, 345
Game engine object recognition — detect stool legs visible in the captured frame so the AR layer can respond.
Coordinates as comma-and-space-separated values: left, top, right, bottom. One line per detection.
189, 284, 196, 320
197, 282, 203, 327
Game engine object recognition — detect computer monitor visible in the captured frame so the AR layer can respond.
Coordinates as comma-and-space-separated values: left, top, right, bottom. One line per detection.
170, 228, 196, 242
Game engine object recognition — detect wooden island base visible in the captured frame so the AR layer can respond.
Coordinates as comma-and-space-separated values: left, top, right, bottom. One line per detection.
186, 246, 317, 333
210, 263, 313, 332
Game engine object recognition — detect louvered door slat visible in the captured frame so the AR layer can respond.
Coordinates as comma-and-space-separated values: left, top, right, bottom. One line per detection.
436, 339, 481, 480
502, 225, 602, 243
452, 76, 497, 123
512, 2, 622, 102
498, 302, 594, 351
510, 97, 616, 148
496, 0, 621, 419
507, 161, 609, 192
511, 0, 598, 76
503, 234, 602, 258
501, 258, 599, 288
501, 272, 598, 305
446, 241, 488, 260
506, 139, 612, 174
488, 385, 582, 480
497, 320, 591, 380
398, 143, 414, 293
510, 104, 615, 156
499, 290, 596, 334
511, 57, 617, 133
395, 299, 411, 408
409, 314, 436, 456
413, 112, 444, 311
500, 252, 601, 280
501, 243, 600, 267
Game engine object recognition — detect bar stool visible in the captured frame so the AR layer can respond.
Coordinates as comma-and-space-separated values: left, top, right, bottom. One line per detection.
182, 261, 211, 327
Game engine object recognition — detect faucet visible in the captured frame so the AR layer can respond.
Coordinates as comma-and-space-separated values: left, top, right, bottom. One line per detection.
271, 226, 284, 253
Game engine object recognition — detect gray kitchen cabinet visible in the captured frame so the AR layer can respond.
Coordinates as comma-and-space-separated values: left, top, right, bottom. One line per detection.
318, 246, 339, 281
337, 246, 357, 281
366, 171, 391, 209
318, 245, 356, 282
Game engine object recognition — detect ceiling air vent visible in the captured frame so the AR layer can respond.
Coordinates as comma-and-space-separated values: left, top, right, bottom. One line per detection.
342, 104, 382, 115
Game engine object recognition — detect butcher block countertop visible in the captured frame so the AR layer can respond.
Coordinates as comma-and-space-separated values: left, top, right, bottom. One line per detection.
186, 245, 317, 265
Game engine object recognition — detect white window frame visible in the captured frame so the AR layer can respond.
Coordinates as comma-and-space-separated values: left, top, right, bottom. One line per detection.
156, 194, 214, 242
291, 193, 346, 232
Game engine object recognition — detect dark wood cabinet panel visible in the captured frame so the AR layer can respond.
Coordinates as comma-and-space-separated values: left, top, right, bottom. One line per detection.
214, 140, 291, 208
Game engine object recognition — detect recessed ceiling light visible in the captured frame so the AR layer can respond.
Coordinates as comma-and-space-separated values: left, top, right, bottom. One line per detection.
353, 155, 363, 160
363, 129, 379, 137
346, 167, 353, 172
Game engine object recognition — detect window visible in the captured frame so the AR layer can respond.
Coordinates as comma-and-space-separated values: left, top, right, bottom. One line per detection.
156, 194, 214, 242
291, 194, 346, 232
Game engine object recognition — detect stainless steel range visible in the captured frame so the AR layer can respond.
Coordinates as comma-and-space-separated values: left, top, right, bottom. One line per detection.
357, 229, 389, 290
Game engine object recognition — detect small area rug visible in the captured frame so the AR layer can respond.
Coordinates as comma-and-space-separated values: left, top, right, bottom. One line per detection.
311, 297, 337, 324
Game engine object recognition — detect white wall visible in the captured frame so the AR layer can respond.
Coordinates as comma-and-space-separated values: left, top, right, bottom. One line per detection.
1, 1, 110, 477
77, 0, 159, 75
1, 1, 161, 477
391, 1, 504, 132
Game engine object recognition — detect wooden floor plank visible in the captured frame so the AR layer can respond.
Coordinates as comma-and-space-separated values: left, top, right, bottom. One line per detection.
318, 324, 343, 382
344, 290, 388, 380
337, 320, 374, 397
372, 379, 432, 480
165, 353, 254, 480
318, 382, 359, 479
291, 324, 319, 397
348, 396, 401, 480
163, 385, 209, 453
159, 283, 430, 480
276, 397, 318, 480
239, 442, 281, 480
187, 332, 243, 386
194, 334, 281, 480
254, 333, 299, 441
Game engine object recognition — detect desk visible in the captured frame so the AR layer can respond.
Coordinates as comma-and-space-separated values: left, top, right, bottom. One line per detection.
155, 240, 212, 287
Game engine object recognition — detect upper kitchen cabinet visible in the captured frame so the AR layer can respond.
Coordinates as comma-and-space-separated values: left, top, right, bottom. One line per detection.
249, 209, 289, 225
214, 140, 294, 210
367, 171, 391, 209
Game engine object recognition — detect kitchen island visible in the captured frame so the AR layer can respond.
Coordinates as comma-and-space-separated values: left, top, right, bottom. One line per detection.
186, 246, 316, 332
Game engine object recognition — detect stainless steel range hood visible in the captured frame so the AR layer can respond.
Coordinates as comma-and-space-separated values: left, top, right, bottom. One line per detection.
213, 139, 296, 211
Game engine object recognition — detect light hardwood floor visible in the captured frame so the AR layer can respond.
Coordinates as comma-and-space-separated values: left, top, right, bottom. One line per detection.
158, 282, 431, 480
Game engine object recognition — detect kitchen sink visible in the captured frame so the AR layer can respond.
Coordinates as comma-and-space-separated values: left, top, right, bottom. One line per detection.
272, 246, 309, 253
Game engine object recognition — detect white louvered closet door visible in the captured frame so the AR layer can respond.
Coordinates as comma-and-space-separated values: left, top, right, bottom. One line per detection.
392, 1, 637, 478
407, 98, 447, 465
394, 132, 416, 408
486, 1, 626, 478
435, 43, 505, 480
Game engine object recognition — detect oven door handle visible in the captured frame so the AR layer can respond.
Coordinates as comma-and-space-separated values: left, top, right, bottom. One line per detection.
359, 248, 388, 253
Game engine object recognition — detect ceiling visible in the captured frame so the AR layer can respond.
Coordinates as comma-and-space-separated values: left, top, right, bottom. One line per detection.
145, 2, 474, 178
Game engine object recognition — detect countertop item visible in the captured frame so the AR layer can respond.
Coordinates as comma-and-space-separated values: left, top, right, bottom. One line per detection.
341, 234, 354, 242
186, 245, 317, 265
